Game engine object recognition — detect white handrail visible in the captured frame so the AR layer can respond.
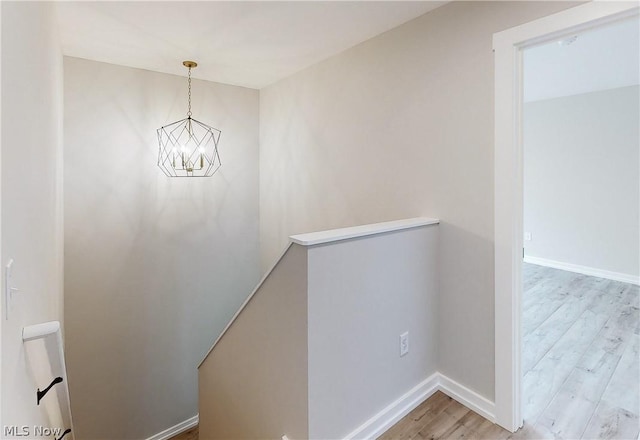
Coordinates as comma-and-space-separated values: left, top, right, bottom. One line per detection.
23, 321, 61, 342
23, 320, 74, 440
289, 217, 439, 246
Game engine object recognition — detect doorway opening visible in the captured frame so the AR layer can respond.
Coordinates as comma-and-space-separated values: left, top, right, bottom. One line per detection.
493, 2, 640, 433
520, 17, 639, 438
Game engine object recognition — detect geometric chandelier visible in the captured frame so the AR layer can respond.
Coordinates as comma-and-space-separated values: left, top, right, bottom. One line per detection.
157, 61, 222, 177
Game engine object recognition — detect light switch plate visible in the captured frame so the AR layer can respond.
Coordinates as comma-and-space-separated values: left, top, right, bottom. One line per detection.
5, 259, 19, 320
400, 331, 409, 357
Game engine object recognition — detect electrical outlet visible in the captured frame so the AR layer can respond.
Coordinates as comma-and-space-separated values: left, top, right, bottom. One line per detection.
524, 232, 532, 241
400, 332, 409, 357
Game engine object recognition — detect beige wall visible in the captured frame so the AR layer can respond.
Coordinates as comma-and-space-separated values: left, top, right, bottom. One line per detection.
524, 86, 639, 277
64, 58, 260, 439
1, 0, 64, 430
199, 244, 308, 440
260, 1, 579, 401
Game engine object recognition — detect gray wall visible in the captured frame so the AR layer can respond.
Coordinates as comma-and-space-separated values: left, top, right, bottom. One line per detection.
1, 1, 64, 430
524, 86, 639, 277
64, 58, 260, 439
199, 223, 438, 439
259, 1, 579, 402
307, 225, 438, 438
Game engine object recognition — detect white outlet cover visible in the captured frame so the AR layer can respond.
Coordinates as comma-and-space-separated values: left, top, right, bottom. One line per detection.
524, 232, 532, 241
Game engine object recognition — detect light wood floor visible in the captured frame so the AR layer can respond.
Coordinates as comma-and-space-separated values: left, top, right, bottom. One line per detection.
519, 263, 639, 439
172, 425, 198, 440
173, 264, 639, 440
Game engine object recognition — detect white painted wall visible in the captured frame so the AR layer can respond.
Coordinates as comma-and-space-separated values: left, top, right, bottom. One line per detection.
523, 17, 639, 103
260, 1, 579, 402
63, 58, 260, 439
523, 86, 639, 278
1, 0, 64, 432
307, 225, 438, 438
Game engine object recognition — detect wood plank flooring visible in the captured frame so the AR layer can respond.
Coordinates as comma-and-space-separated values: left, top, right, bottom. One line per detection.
172, 264, 639, 440
521, 264, 639, 439
171, 425, 198, 440
378, 391, 510, 440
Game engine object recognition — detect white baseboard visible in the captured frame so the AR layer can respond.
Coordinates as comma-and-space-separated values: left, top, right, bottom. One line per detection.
157, 377, 493, 440
438, 374, 495, 423
145, 414, 198, 440
524, 256, 639, 286
344, 373, 440, 439
343, 373, 495, 440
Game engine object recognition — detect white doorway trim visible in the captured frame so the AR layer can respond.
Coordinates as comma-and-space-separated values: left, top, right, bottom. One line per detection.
493, 2, 640, 432
0, 1, 4, 430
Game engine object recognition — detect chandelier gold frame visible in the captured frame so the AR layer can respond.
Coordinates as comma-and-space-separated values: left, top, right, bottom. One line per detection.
157, 61, 222, 177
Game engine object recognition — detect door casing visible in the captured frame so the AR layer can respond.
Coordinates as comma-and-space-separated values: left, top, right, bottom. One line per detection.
493, 2, 640, 432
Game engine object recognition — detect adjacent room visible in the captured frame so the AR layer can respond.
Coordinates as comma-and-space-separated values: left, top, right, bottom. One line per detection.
1, 2, 638, 440
520, 16, 640, 438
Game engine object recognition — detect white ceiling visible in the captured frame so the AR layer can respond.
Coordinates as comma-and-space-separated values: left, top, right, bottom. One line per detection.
56, 1, 445, 89
524, 16, 640, 103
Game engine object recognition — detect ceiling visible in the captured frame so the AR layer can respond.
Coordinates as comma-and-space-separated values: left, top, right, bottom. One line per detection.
56, 1, 445, 89
524, 16, 640, 102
